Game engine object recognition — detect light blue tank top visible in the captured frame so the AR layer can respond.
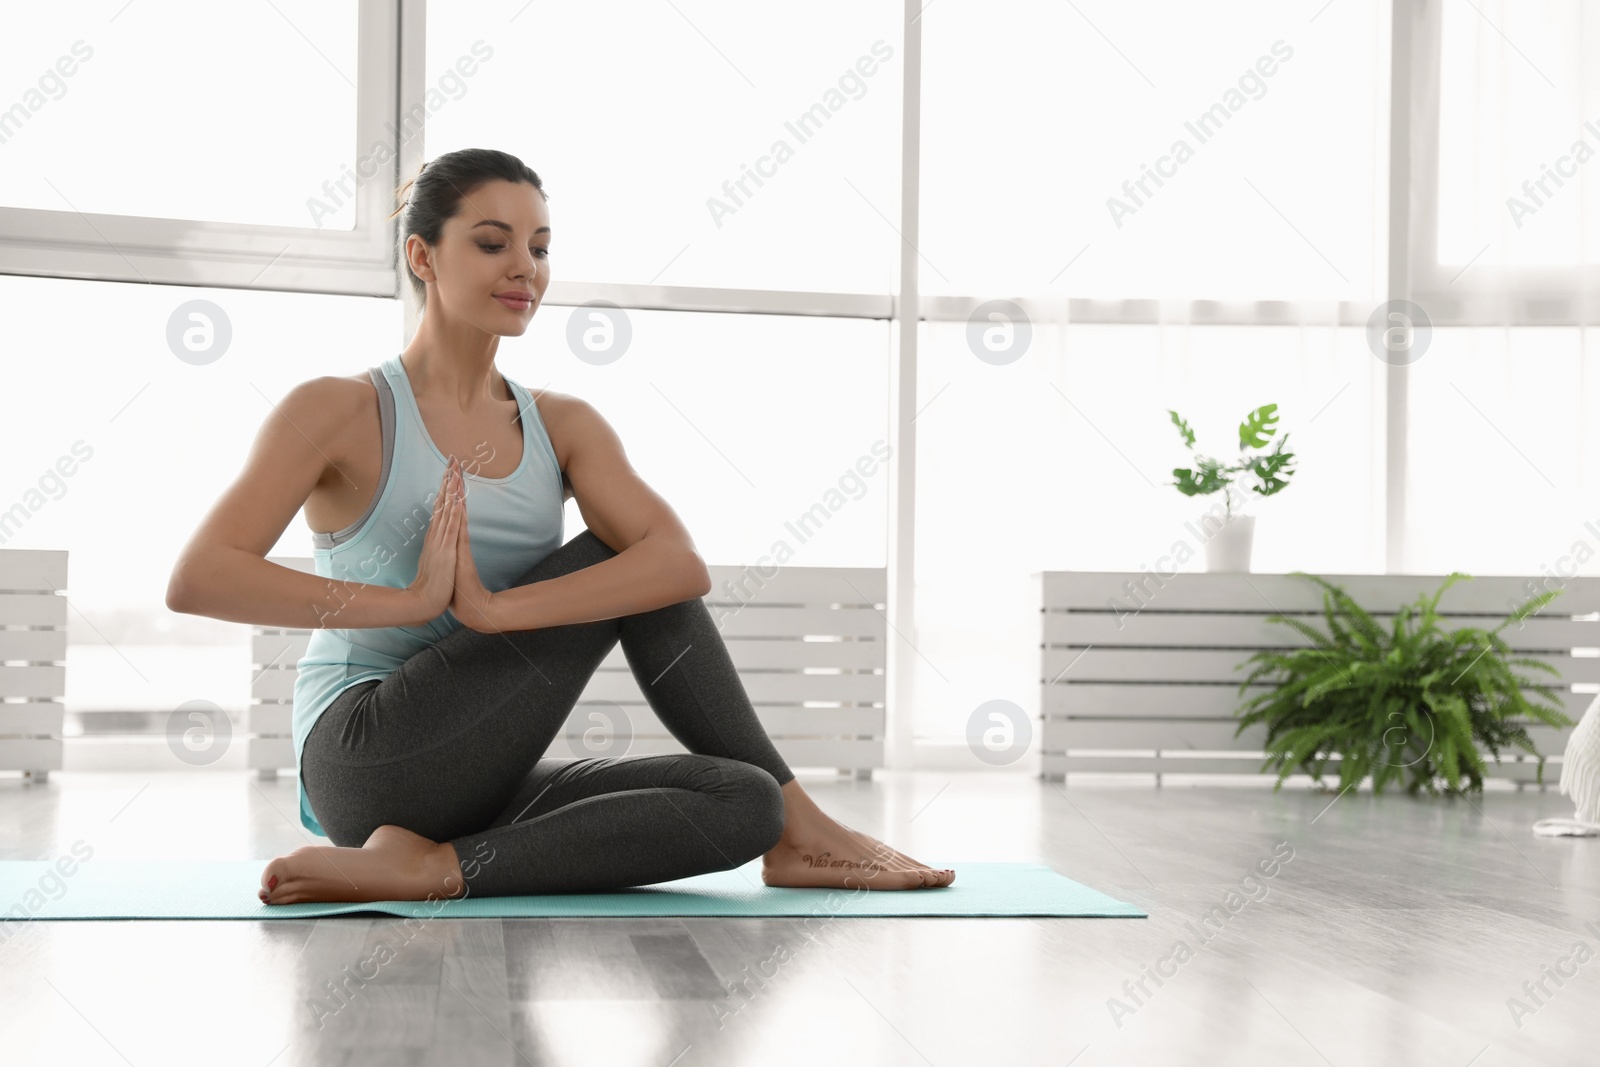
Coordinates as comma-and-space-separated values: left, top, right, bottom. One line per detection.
292, 354, 565, 836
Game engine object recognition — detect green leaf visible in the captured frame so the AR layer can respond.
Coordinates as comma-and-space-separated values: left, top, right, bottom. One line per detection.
1268, 613, 1337, 653
1245, 434, 1297, 497
1168, 409, 1197, 449
1238, 403, 1281, 449
1172, 459, 1230, 496
1423, 572, 1471, 617
1493, 587, 1565, 635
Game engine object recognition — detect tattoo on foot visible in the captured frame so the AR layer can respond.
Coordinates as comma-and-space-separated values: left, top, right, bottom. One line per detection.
800, 851, 888, 873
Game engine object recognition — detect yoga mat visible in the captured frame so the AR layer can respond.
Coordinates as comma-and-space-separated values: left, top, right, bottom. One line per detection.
0, 860, 1147, 920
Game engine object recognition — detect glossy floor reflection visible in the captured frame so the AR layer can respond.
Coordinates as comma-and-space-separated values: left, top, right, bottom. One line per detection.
0, 770, 1593, 1066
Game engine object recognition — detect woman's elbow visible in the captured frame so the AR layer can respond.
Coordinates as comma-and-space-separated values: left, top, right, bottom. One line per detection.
165, 548, 211, 615
686, 556, 713, 599
165, 566, 196, 614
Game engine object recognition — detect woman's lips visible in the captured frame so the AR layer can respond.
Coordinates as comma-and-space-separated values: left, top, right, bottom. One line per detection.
495, 294, 534, 311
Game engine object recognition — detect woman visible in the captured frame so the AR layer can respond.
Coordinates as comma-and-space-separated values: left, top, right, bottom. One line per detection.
166, 148, 953, 904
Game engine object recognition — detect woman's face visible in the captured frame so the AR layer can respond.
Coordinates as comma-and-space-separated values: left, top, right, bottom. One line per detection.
410, 177, 551, 335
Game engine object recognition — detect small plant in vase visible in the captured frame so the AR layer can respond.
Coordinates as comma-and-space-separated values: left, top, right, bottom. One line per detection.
1167, 403, 1297, 572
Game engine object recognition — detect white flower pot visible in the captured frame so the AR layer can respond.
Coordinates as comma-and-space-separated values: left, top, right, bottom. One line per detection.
1205, 513, 1256, 572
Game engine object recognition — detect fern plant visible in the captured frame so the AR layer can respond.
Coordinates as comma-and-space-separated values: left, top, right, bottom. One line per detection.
1233, 571, 1574, 795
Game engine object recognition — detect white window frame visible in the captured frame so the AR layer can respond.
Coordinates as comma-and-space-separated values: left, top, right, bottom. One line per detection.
0, 0, 419, 298
1393, 0, 1600, 325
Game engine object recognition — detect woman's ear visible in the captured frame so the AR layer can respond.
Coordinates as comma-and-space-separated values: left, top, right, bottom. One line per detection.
406, 233, 436, 285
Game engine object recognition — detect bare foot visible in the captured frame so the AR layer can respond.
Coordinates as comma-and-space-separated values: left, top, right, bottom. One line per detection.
762, 781, 954, 891
258, 825, 466, 905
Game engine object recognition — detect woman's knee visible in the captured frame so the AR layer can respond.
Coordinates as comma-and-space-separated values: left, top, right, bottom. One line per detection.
507, 529, 618, 589
698, 756, 786, 857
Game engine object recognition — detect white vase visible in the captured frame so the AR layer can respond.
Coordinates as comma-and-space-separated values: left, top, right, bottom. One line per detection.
1205, 513, 1256, 572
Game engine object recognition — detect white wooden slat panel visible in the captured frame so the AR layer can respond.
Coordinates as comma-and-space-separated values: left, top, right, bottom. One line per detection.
1046, 611, 1600, 651
249, 704, 292, 734
714, 604, 887, 639
1044, 753, 1273, 776
0, 550, 68, 591
1042, 646, 1600, 684
1042, 682, 1599, 720
0, 665, 65, 700
0, 738, 63, 771
1459, 757, 1565, 784
0, 629, 67, 661
0, 705, 66, 735
705, 565, 885, 605
1045, 682, 1266, 719
1043, 751, 1564, 783
0, 708, 64, 736
0, 593, 68, 627
1044, 718, 1266, 752
250, 672, 299, 702
253, 556, 314, 748
0, 699, 63, 717
1043, 717, 1572, 757
1044, 571, 1600, 615
725, 639, 885, 671
1, 551, 67, 774
251, 632, 308, 668
248, 737, 295, 769
1041, 570, 1592, 785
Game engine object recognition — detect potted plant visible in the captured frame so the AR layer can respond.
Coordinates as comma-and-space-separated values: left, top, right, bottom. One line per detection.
1233, 571, 1575, 795
1168, 403, 1297, 572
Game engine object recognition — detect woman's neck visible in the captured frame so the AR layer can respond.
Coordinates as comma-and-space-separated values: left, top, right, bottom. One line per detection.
400, 325, 509, 407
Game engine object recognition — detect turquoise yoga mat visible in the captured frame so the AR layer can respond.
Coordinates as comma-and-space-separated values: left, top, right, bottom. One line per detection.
0, 860, 1147, 920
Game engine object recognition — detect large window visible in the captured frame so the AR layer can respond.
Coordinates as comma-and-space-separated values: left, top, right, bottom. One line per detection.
1402, 1, 1600, 575
424, 0, 903, 295
4, 0, 1596, 766
1406, 0, 1600, 320
920, 0, 1389, 305
0, 0, 406, 296
909, 0, 1392, 745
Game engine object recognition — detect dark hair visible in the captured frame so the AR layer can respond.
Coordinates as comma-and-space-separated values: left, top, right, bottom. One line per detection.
388, 148, 548, 307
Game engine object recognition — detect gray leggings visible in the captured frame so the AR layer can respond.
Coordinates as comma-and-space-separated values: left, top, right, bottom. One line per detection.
299, 529, 796, 897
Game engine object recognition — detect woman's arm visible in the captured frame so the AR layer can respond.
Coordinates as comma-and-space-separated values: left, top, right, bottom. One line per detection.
165, 378, 432, 631
485, 396, 711, 631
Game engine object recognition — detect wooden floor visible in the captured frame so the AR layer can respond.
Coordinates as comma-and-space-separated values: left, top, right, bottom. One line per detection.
0, 769, 1594, 1066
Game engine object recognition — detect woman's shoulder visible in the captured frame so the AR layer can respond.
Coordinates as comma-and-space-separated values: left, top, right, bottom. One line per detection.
269, 373, 383, 464
282, 370, 377, 402
524, 387, 581, 463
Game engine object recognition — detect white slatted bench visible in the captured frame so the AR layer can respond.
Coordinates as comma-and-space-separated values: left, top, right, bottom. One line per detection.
1039, 571, 1600, 786
0, 549, 67, 782
250, 556, 886, 780
246, 556, 314, 779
